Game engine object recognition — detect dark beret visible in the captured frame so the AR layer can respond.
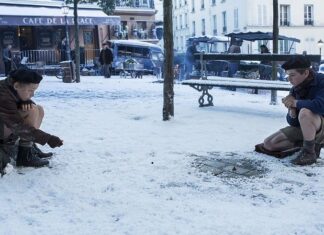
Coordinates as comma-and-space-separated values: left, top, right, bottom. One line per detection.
9, 68, 43, 84
281, 55, 311, 70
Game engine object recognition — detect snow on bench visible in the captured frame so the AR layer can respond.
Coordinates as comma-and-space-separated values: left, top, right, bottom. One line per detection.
182, 76, 292, 107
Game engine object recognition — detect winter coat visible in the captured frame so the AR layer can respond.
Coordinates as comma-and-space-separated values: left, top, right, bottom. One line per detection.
2, 47, 12, 62
287, 72, 324, 127
99, 48, 113, 65
0, 78, 51, 144
186, 45, 198, 64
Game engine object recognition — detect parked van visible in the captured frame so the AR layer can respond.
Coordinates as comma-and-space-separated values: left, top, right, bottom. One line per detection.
110, 40, 164, 76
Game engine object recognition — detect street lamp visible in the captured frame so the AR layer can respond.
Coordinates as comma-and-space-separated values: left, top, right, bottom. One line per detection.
318, 39, 323, 59
61, 2, 71, 61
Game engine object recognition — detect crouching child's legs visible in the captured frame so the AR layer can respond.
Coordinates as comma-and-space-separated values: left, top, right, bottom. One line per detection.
292, 108, 322, 165
16, 104, 50, 167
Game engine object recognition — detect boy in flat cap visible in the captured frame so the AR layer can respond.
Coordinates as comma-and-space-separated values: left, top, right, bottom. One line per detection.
0, 68, 63, 175
255, 55, 324, 165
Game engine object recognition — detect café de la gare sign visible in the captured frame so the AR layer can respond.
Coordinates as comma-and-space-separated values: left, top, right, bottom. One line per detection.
0, 15, 120, 26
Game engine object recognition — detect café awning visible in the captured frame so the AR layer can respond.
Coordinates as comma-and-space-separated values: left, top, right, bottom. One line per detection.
0, 4, 120, 26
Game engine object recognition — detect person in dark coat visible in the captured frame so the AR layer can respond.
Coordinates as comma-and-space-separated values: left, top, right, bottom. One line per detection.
99, 41, 113, 78
2, 44, 12, 76
185, 41, 198, 77
255, 55, 324, 165
57, 37, 67, 61
0, 69, 63, 174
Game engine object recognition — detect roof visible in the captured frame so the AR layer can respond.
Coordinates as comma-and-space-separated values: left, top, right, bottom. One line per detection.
111, 40, 162, 50
187, 35, 229, 43
225, 31, 300, 43
0, 0, 99, 9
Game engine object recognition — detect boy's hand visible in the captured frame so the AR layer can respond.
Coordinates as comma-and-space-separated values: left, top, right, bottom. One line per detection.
18, 100, 35, 111
21, 103, 35, 111
282, 95, 297, 108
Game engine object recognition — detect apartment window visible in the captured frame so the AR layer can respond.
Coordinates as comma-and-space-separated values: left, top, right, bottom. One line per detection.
201, 18, 206, 35
140, 0, 148, 7
212, 15, 217, 35
234, 8, 239, 29
280, 5, 290, 26
192, 21, 196, 36
179, 0, 182, 7
222, 11, 227, 33
279, 40, 289, 54
211, 0, 216, 5
175, 16, 178, 29
191, 0, 195, 12
263, 5, 267, 25
304, 5, 314, 26
180, 36, 184, 51
201, 0, 205, 9
174, 0, 177, 9
180, 15, 183, 29
185, 13, 188, 28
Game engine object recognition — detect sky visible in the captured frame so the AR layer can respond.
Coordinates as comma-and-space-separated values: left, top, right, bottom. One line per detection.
1, 75, 324, 235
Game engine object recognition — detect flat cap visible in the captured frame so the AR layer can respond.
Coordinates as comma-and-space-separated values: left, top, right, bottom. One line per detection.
9, 68, 43, 84
281, 55, 311, 70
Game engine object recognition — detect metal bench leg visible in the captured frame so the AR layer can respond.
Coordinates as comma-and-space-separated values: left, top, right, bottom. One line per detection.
199, 87, 214, 107
189, 84, 214, 107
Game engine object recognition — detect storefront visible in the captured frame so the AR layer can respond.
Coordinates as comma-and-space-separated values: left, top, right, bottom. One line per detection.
0, 0, 120, 73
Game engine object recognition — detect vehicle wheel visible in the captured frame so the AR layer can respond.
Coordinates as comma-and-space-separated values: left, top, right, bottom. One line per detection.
56, 69, 64, 79
130, 71, 136, 78
120, 71, 126, 78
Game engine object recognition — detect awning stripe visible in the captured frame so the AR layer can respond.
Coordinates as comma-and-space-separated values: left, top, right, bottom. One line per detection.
0, 4, 120, 26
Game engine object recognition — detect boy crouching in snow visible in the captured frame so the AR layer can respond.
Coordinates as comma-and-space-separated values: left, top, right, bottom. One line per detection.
0, 69, 63, 175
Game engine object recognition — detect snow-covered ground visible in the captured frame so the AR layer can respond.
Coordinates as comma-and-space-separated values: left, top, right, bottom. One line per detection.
1, 75, 324, 235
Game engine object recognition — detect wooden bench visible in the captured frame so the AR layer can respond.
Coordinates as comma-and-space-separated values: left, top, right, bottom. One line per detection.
182, 76, 292, 107
182, 53, 321, 107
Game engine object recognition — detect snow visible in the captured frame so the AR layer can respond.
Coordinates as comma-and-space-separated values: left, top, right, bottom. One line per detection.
1, 75, 324, 235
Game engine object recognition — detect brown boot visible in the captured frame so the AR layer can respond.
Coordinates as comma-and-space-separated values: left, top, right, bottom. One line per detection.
315, 143, 323, 159
292, 149, 317, 166
292, 140, 317, 166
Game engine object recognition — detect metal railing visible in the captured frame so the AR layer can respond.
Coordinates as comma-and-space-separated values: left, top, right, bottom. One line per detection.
15, 49, 100, 67
116, 0, 154, 9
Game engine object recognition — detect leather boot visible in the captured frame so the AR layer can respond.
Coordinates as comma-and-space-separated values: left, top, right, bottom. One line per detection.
16, 146, 49, 167
292, 149, 317, 166
315, 143, 323, 159
32, 144, 53, 158
292, 140, 317, 166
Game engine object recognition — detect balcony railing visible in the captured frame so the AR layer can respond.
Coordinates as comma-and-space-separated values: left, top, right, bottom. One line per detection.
280, 20, 290, 26
116, 1, 154, 9
304, 19, 314, 26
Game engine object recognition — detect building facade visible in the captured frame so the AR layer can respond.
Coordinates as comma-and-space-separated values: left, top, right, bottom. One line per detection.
173, 0, 324, 56
0, 0, 119, 73
113, 0, 158, 43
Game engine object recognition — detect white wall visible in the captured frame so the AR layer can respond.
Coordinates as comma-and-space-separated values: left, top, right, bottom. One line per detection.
172, 0, 324, 56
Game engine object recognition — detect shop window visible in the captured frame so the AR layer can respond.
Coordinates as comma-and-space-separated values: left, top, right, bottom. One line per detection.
83, 31, 93, 45
2, 30, 17, 47
38, 31, 53, 48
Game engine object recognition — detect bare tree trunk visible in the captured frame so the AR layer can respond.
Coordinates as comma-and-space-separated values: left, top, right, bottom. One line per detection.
74, 0, 81, 83
271, 0, 279, 104
162, 0, 174, 120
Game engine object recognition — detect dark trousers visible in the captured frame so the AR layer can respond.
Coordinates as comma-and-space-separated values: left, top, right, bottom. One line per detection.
4, 61, 11, 76
103, 64, 111, 78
